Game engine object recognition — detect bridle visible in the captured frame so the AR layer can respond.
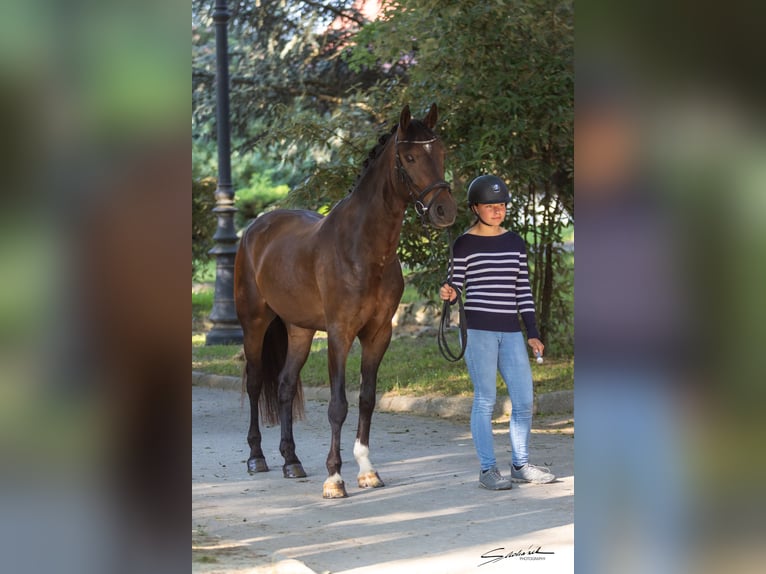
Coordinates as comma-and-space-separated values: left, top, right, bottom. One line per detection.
394, 134, 452, 224
393, 132, 466, 361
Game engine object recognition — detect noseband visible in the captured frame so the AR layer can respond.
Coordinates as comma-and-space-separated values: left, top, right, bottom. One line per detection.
394, 135, 452, 223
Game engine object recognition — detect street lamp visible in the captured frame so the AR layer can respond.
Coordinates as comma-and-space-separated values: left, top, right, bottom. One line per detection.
206, 0, 243, 345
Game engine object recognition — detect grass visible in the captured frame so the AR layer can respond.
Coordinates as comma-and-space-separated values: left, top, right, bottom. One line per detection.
192, 284, 573, 397
400, 283, 421, 304
192, 333, 573, 397
192, 290, 214, 314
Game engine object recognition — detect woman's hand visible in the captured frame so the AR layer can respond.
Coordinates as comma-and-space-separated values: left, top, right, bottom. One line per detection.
439, 283, 457, 303
527, 338, 545, 358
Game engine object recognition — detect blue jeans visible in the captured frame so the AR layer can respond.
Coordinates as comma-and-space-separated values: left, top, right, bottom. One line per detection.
575, 368, 690, 574
464, 329, 533, 470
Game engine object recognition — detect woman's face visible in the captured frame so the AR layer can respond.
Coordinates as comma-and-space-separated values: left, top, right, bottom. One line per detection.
475, 202, 507, 225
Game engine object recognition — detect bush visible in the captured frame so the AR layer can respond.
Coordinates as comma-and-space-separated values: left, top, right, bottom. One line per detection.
233, 170, 290, 229
192, 177, 217, 279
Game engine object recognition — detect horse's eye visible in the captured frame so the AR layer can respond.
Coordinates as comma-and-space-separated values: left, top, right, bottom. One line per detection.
405, 154, 415, 163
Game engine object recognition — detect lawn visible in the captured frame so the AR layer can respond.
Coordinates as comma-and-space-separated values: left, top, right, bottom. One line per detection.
192, 283, 573, 397
192, 332, 573, 397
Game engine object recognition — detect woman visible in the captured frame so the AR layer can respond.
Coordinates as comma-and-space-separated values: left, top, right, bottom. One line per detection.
440, 175, 555, 490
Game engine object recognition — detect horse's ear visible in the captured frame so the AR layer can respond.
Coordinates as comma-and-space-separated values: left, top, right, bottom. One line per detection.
423, 103, 438, 129
398, 105, 411, 138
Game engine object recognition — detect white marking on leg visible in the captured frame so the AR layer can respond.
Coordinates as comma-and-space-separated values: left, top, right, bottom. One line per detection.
354, 438, 375, 475
323, 472, 343, 486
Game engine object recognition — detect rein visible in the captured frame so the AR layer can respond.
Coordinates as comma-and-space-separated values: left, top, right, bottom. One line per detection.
394, 135, 451, 224
437, 229, 468, 362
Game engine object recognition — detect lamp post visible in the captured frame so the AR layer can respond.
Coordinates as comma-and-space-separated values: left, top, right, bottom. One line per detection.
206, 0, 243, 345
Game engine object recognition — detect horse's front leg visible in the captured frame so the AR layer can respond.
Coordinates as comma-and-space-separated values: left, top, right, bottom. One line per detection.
355, 323, 392, 489
323, 329, 354, 499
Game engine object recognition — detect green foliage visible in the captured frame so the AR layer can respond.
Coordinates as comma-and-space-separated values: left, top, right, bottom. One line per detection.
192, 177, 217, 279
531, 246, 574, 356
399, 281, 422, 305
192, 289, 214, 316
235, 177, 289, 221
193, 136, 299, 228
193, 260, 216, 284
191, 0, 574, 356
346, 0, 574, 351
193, 1, 390, 141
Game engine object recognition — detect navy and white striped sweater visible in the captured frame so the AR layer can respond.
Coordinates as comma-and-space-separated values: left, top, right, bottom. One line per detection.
448, 231, 540, 339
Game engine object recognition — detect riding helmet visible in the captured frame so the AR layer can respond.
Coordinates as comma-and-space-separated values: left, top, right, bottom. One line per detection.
466, 175, 510, 205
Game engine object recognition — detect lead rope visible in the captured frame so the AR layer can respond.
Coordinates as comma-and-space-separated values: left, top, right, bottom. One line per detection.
438, 229, 467, 361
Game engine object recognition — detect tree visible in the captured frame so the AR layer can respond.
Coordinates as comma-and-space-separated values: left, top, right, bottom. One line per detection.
192, 1, 395, 142
191, 0, 573, 353
192, 1, 385, 274
192, 0, 397, 217
346, 0, 573, 350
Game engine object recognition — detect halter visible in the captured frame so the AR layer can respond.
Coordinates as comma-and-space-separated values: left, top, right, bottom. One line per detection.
394, 134, 452, 224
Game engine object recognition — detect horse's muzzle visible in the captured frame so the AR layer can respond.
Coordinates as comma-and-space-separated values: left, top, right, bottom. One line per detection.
427, 188, 457, 228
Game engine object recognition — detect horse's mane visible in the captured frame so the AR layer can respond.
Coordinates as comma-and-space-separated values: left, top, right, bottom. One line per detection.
348, 120, 433, 194
363, 126, 397, 170
345, 126, 396, 194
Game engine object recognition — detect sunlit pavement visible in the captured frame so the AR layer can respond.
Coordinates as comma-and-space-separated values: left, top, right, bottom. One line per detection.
193, 386, 573, 573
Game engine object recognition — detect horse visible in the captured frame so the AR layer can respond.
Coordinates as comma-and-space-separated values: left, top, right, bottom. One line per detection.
233, 104, 457, 498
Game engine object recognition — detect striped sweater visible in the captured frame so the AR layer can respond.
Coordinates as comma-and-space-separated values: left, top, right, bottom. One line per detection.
448, 231, 540, 339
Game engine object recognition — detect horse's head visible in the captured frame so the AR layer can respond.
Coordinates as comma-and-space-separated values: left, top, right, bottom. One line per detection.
395, 104, 457, 228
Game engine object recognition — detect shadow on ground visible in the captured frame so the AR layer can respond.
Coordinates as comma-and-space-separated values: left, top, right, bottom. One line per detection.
193, 387, 573, 573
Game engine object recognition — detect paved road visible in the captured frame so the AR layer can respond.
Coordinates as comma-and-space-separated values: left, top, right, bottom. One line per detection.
192, 386, 574, 574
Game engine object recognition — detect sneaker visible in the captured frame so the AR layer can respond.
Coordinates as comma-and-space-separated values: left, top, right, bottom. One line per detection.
510, 463, 556, 484
479, 466, 512, 490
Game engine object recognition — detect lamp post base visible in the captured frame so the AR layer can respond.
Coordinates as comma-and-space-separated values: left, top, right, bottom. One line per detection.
205, 324, 243, 346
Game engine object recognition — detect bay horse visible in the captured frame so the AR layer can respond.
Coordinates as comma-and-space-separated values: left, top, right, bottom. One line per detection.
234, 104, 457, 498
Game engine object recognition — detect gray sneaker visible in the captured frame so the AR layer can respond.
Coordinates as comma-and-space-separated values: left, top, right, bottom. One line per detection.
510, 463, 556, 484
479, 466, 512, 490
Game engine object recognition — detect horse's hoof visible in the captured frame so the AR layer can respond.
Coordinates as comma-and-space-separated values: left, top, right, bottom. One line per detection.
247, 457, 269, 474
282, 463, 307, 478
357, 471, 385, 489
322, 480, 348, 499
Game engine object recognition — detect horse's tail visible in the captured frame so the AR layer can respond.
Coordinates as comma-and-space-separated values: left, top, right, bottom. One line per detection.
240, 358, 247, 409
259, 316, 305, 426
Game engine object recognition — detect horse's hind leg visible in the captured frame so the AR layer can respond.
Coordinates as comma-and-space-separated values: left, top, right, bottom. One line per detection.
241, 315, 274, 474
244, 359, 268, 473
355, 322, 393, 489
278, 324, 314, 479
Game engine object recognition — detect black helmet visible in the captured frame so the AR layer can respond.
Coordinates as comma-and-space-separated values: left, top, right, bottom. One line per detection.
466, 175, 510, 205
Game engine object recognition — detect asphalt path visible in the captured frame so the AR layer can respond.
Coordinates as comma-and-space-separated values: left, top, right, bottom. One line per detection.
192, 386, 574, 574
